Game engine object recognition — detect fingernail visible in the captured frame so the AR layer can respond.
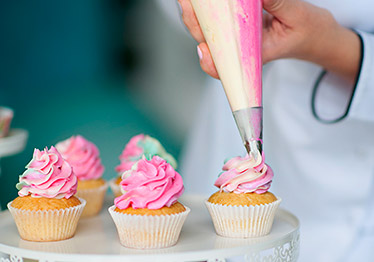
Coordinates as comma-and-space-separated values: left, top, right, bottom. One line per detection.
197, 46, 203, 60
177, 1, 183, 15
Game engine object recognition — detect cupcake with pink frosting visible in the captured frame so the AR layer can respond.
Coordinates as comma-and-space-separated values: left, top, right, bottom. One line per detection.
8, 146, 86, 242
109, 155, 190, 249
55, 135, 107, 217
206, 154, 281, 238
110, 134, 177, 197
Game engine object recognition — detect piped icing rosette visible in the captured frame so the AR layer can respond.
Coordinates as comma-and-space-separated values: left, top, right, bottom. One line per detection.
55, 135, 104, 181
115, 155, 184, 210
214, 153, 274, 194
115, 134, 177, 174
16, 146, 77, 199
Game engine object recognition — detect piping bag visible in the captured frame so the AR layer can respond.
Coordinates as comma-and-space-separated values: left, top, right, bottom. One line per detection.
191, 0, 263, 160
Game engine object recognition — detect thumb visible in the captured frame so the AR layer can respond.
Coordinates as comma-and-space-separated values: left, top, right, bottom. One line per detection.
263, 0, 302, 23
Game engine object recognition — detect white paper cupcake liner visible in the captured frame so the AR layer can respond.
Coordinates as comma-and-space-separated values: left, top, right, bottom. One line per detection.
109, 178, 122, 197
108, 205, 190, 249
7, 198, 86, 242
76, 181, 108, 217
206, 198, 281, 238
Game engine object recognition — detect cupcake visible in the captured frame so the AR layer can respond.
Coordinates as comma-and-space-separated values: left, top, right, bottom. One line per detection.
8, 146, 85, 242
110, 134, 177, 197
0, 106, 13, 138
206, 154, 281, 238
109, 156, 190, 249
56, 135, 107, 217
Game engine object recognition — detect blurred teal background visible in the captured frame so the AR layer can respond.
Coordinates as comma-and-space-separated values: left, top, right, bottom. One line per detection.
0, 0, 204, 209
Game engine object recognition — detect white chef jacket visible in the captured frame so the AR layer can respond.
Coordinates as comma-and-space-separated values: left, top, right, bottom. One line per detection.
157, 0, 374, 261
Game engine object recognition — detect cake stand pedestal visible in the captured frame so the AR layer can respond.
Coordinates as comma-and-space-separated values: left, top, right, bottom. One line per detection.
0, 194, 300, 262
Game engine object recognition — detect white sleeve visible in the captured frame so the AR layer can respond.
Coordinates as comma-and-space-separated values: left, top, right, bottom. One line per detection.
349, 31, 374, 121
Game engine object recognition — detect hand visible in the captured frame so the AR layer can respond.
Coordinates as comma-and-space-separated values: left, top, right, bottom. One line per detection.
178, 0, 361, 82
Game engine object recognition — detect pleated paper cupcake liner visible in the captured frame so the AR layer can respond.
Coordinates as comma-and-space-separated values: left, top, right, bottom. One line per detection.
7, 198, 86, 242
205, 198, 281, 238
76, 182, 108, 217
108, 205, 190, 249
109, 178, 122, 198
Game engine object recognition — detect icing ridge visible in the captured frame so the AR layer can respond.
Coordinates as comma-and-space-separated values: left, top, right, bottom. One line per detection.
16, 146, 77, 199
215, 153, 273, 194
56, 135, 104, 181
114, 156, 184, 210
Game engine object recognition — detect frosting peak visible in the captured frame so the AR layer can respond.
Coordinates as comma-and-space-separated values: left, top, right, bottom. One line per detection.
114, 156, 184, 210
215, 154, 273, 194
16, 146, 77, 199
55, 135, 104, 181
115, 134, 177, 174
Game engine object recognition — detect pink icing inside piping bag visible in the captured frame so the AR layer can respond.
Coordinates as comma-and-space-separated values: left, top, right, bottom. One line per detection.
237, 0, 263, 107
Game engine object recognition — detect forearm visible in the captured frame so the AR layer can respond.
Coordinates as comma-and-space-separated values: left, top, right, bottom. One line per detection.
292, 7, 362, 82
308, 27, 361, 82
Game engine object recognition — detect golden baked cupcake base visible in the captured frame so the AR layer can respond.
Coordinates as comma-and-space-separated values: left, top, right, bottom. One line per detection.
11, 196, 81, 211
114, 202, 186, 216
109, 178, 122, 198
76, 179, 108, 218
208, 191, 277, 206
77, 178, 106, 190
115, 176, 122, 185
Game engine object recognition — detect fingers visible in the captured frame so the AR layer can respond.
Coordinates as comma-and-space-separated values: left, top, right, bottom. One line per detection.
178, 0, 205, 43
178, 0, 218, 78
262, 0, 302, 24
197, 43, 219, 79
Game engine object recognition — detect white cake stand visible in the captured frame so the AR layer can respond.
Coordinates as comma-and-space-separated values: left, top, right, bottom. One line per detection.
0, 194, 300, 262
0, 129, 28, 158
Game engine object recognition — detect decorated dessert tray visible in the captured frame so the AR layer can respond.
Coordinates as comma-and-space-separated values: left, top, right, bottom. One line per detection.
0, 194, 299, 262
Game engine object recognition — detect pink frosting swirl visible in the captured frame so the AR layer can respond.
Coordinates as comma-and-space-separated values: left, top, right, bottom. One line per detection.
56, 135, 104, 181
115, 134, 144, 173
114, 156, 184, 210
16, 146, 77, 199
214, 154, 273, 194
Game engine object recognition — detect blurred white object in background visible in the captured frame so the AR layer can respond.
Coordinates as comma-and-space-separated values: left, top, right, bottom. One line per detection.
0, 107, 13, 138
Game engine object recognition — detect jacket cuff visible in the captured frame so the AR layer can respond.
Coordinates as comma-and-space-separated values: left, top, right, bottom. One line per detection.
349, 30, 374, 121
